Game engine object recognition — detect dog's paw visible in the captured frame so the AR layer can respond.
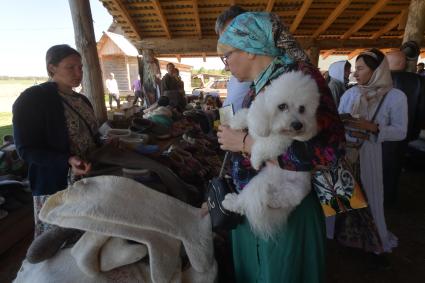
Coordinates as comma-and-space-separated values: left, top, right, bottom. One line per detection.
222, 193, 244, 215
250, 155, 263, 170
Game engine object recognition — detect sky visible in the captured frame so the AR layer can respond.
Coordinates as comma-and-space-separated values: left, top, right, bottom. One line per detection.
0, 0, 224, 77
0, 0, 113, 76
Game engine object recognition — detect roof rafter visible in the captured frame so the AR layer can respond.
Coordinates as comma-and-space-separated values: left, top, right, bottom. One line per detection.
265, 0, 276, 12
347, 48, 366, 60
398, 8, 408, 30
290, 0, 313, 33
370, 9, 407, 39
312, 0, 351, 38
109, 0, 142, 41
341, 0, 390, 39
321, 49, 335, 59
151, 0, 171, 39
192, 0, 202, 38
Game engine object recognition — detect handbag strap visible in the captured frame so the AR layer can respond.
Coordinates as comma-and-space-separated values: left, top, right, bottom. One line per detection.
218, 151, 230, 178
370, 93, 387, 123
59, 95, 98, 145
352, 92, 388, 149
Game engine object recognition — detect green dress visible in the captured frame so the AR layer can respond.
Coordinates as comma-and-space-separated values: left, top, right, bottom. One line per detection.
232, 192, 325, 283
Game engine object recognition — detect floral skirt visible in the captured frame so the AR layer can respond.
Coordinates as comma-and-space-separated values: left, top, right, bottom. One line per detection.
33, 195, 54, 238
334, 147, 384, 253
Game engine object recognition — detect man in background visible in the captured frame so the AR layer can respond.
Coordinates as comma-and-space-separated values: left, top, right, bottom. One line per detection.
417, 62, 425, 76
106, 72, 120, 109
132, 75, 143, 106
215, 5, 251, 113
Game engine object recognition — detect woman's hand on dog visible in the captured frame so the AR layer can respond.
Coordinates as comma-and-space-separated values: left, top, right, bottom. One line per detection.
217, 125, 252, 153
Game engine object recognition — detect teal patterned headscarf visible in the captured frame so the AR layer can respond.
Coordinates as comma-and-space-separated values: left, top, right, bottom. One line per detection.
218, 12, 310, 94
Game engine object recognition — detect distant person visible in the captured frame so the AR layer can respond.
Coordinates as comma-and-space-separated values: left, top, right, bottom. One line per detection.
106, 72, 120, 109
215, 5, 250, 113
173, 68, 185, 95
131, 75, 143, 106
385, 50, 424, 207
171, 68, 187, 111
161, 63, 185, 111
327, 60, 351, 107
161, 63, 179, 93
417, 62, 425, 76
13, 44, 100, 237
322, 70, 329, 81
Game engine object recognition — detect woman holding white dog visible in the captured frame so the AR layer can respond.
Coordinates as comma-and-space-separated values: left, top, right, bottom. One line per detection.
216, 12, 345, 283
338, 49, 407, 253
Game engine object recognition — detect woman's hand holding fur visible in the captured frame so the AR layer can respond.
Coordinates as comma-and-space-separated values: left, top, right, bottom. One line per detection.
217, 125, 251, 153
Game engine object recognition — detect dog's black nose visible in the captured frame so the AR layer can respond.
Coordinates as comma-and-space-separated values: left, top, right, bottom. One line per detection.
291, 121, 303, 131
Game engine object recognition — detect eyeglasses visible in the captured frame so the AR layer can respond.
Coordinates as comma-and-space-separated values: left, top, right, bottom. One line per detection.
220, 51, 235, 66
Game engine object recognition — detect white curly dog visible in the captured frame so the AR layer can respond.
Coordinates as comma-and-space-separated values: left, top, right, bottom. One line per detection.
222, 71, 321, 239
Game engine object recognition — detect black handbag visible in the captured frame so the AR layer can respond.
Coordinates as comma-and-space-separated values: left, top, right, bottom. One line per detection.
207, 152, 242, 231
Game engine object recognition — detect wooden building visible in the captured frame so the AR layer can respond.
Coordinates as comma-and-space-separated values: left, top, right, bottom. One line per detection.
97, 29, 193, 97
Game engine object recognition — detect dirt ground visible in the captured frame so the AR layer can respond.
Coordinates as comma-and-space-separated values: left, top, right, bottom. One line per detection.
325, 165, 425, 283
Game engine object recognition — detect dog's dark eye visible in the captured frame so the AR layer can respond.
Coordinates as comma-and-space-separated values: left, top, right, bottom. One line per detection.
278, 103, 288, 111
299, 106, 305, 114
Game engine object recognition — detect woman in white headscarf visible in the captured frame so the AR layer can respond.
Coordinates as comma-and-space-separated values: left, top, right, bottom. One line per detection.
338, 48, 408, 253
328, 60, 351, 106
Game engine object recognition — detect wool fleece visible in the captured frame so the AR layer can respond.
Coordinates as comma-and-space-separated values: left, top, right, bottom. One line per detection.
14, 175, 216, 283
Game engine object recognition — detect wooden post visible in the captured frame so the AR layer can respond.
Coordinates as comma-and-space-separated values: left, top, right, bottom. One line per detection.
402, 0, 425, 72
308, 46, 320, 67
68, 0, 107, 122
140, 49, 161, 106
125, 56, 131, 91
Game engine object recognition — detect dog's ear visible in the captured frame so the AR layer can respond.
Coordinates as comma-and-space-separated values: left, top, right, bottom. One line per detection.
247, 94, 271, 137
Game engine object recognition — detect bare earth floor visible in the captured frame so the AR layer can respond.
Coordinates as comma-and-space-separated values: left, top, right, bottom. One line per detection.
326, 167, 425, 283
0, 167, 424, 283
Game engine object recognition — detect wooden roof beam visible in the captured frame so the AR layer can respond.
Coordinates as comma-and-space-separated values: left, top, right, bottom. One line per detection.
265, 0, 276, 12
312, 0, 351, 38
341, 0, 390, 39
321, 49, 335, 59
137, 37, 407, 56
290, 0, 313, 33
398, 9, 408, 30
151, 0, 171, 39
109, 0, 142, 41
347, 49, 366, 60
370, 9, 407, 40
192, 0, 202, 39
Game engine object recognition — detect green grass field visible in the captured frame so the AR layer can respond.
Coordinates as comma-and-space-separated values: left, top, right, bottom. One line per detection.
0, 79, 38, 143
0, 112, 13, 142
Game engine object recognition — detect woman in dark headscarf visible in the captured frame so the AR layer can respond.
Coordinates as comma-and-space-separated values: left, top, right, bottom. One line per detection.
216, 12, 345, 282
